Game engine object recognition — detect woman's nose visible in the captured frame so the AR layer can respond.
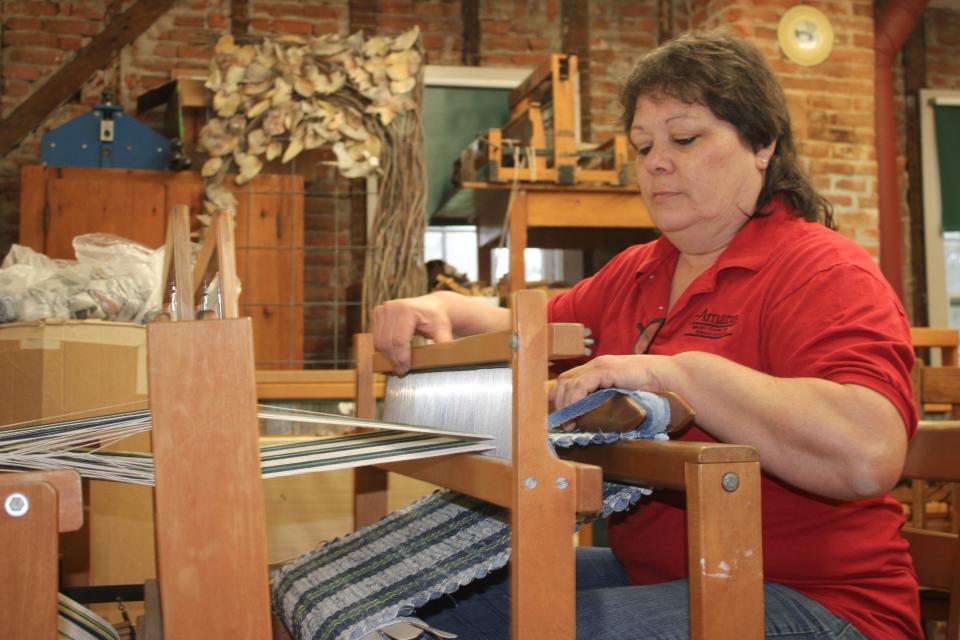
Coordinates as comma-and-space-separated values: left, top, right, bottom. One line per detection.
639, 148, 672, 175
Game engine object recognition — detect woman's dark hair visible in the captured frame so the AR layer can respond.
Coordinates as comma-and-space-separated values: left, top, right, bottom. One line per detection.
620, 30, 834, 228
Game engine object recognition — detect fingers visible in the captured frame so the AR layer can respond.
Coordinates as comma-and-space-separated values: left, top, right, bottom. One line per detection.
373, 300, 417, 374
371, 296, 455, 376
550, 355, 649, 414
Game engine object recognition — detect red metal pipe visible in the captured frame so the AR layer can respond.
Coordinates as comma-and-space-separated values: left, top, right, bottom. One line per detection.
875, 0, 927, 300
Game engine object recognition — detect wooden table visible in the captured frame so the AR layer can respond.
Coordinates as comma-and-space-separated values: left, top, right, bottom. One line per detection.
448, 181, 655, 291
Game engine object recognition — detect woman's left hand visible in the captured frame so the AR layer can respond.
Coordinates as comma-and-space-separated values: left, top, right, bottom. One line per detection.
549, 354, 671, 416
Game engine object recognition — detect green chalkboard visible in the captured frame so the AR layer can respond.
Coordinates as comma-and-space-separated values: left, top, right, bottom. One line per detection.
423, 85, 512, 220
935, 105, 960, 232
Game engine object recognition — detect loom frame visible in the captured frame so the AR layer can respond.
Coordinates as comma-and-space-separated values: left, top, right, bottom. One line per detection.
353, 289, 765, 639
0, 468, 82, 637
148, 204, 272, 638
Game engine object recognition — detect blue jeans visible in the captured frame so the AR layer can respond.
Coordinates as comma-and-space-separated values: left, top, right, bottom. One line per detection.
416, 547, 868, 639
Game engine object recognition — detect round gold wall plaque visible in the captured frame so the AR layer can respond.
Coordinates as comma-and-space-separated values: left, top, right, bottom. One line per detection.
778, 5, 834, 66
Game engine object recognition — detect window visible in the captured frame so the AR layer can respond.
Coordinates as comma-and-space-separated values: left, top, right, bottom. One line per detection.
921, 89, 960, 329
424, 226, 579, 287
424, 226, 479, 281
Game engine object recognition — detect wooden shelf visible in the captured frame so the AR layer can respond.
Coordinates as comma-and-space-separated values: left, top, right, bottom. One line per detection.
437, 181, 656, 291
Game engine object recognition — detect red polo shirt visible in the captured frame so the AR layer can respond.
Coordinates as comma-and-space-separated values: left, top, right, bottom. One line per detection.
548, 199, 921, 639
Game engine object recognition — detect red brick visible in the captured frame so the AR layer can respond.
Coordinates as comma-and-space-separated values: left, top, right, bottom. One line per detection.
173, 14, 205, 28
2, 81, 30, 97
43, 18, 101, 36
63, 3, 105, 19
2, 31, 59, 47
262, 2, 306, 16
9, 47, 65, 64
835, 179, 867, 193
58, 35, 84, 50
304, 5, 341, 20
152, 42, 179, 58
3, 64, 43, 81
248, 17, 271, 31
208, 12, 227, 29
420, 34, 450, 49
178, 44, 211, 59
4, 17, 44, 30
6, 2, 60, 17
272, 19, 314, 35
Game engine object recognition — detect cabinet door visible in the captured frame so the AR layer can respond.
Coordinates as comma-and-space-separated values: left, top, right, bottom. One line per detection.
20, 165, 185, 257
18, 165, 305, 368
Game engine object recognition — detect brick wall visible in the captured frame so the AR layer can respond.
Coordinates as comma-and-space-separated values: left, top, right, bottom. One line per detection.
927, 7, 960, 89
586, 0, 660, 138
3, 0, 960, 362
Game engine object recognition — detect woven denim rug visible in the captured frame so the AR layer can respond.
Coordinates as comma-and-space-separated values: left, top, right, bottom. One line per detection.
273, 389, 670, 640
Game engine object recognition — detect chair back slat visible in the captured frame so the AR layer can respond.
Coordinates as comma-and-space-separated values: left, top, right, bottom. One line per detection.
903, 421, 960, 481
904, 365, 960, 638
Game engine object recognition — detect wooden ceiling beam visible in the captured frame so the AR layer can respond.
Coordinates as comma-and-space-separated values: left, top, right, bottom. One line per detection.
0, 0, 175, 157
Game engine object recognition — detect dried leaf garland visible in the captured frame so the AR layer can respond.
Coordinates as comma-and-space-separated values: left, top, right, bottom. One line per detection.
200, 27, 428, 326
200, 26, 422, 203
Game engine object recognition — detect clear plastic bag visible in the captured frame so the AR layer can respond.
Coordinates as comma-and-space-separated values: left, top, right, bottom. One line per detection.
0, 234, 165, 324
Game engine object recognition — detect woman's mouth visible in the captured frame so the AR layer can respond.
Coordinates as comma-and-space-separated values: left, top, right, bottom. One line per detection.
652, 191, 680, 202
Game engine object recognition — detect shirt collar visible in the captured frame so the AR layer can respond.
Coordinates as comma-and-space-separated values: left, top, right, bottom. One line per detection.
634, 193, 791, 281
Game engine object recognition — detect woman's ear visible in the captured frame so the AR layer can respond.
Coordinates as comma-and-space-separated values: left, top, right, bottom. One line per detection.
756, 138, 778, 170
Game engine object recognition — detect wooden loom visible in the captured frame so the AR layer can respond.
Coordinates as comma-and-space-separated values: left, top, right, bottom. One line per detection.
0, 203, 271, 638
352, 288, 765, 640
2, 227, 764, 638
458, 54, 630, 187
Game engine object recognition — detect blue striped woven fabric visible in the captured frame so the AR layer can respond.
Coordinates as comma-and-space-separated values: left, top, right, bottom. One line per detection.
273, 390, 672, 640
273, 482, 651, 640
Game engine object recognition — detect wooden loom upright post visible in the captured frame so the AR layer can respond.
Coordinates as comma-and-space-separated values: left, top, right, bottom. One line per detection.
148, 317, 271, 638
510, 289, 579, 638
353, 332, 388, 528
192, 210, 240, 319
685, 457, 764, 638
159, 204, 194, 320
0, 469, 82, 638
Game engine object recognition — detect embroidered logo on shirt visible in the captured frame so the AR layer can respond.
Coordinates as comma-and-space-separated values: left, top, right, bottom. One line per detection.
685, 308, 738, 340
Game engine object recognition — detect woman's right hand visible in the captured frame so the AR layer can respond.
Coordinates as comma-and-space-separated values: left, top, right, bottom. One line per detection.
372, 294, 455, 375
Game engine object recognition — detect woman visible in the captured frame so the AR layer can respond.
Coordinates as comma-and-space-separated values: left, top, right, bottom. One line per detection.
373, 31, 920, 639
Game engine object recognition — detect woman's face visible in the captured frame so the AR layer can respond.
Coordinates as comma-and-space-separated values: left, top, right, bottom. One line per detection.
630, 95, 774, 254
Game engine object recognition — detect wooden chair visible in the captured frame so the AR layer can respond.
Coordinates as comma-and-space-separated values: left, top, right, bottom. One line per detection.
907, 365, 960, 533
912, 327, 960, 369
912, 327, 960, 417
352, 289, 764, 639
900, 397, 960, 637
897, 329, 960, 534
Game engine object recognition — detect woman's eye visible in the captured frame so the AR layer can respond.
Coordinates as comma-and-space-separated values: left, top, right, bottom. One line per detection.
637, 145, 652, 156
674, 136, 697, 146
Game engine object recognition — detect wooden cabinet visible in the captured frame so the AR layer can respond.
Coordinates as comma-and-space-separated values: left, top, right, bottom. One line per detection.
18, 165, 304, 368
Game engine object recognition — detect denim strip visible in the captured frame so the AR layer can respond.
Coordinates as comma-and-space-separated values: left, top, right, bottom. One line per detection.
548, 388, 671, 448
